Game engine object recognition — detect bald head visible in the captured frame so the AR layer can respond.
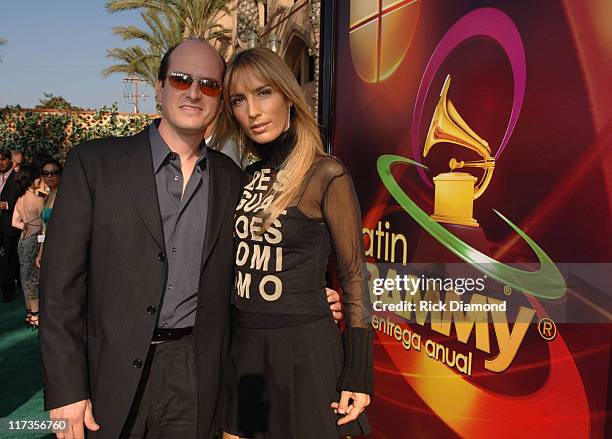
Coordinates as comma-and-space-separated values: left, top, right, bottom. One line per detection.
155, 38, 225, 141
158, 38, 225, 82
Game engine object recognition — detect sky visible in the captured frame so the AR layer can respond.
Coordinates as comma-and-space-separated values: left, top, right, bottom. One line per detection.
0, 0, 158, 114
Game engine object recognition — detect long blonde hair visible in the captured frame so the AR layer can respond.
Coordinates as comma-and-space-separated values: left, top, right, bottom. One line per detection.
211, 47, 325, 231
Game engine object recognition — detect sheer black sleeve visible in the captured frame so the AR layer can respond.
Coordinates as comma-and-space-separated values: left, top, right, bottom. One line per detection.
319, 157, 374, 395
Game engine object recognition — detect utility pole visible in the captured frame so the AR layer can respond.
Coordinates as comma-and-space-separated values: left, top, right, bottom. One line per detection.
123, 76, 149, 113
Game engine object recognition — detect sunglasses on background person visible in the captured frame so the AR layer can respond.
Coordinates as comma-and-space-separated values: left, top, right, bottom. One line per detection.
165, 72, 222, 97
42, 170, 61, 177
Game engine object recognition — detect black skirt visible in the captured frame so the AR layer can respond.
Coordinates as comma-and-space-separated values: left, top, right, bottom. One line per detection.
222, 316, 370, 438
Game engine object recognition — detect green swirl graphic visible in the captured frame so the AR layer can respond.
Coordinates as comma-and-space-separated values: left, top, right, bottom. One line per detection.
377, 154, 566, 299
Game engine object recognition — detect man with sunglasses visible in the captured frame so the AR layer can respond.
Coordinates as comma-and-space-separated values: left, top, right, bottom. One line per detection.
40, 38, 341, 439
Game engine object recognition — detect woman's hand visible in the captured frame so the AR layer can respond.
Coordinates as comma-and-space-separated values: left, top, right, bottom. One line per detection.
325, 287, 343, 322
36, 244, 44, 268
331, 390, 370, 425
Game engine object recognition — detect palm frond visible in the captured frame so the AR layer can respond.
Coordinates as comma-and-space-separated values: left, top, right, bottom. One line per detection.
113, 25, 157, 44
107, 0, 183, 25
103, 46, 159, 86
105, 0, 155, 12
140, 8, 183, 49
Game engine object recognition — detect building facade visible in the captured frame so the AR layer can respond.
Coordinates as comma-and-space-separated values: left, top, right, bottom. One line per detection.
214, 1, 322, 113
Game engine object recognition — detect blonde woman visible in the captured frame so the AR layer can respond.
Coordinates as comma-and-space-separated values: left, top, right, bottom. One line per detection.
212, 47, 373, 438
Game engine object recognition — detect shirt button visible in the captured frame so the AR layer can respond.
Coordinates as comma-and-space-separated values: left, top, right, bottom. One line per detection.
158, 252, 166, 262
162, 323, 168, 328
133, 359, 143, 368
170, 153, 178, 160
147, 305, 157, 315
174, 175, 180, 181
172, 247, 176, 253
168, 284, 173, 290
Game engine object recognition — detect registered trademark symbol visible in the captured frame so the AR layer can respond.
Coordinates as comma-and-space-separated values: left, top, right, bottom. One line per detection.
503, 285, 512, 295
538, 318, 557, 341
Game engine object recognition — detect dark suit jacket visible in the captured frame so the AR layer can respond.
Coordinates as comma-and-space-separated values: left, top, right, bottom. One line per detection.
0, 171, 20, 238
39, 128, 244, 438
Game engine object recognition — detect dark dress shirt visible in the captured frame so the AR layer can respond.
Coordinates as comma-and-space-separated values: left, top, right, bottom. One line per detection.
149, 121, 209, 329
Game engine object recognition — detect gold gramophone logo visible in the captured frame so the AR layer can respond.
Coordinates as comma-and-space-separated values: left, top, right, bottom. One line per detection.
376, 8, 565, 302
424, 74, 495, 227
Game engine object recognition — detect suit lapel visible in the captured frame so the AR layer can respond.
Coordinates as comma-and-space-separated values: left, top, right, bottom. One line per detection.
122, 132, 232, 266
1, 170, 14, 198
122, 129, 165, 251
201, 151, 230, 271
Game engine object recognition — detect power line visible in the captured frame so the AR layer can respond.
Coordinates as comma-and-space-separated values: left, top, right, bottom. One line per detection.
122, 76, 149, 113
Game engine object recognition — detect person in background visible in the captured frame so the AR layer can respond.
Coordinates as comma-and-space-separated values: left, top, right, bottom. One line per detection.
206, 116, 242, 167
35, 159, 62, 269
0, 149, 20, 303
12, 164, 44, 329
11, 150, 23, 172
30, 153, 54, 176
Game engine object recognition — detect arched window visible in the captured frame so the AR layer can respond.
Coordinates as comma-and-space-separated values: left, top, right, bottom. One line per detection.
283, 34, 316, 108
284, 34, 314, 87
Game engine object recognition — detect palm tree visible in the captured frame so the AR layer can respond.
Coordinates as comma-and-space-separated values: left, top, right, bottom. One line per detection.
103, 0, 232, 88
102, 8, 184, 87
106, 0, 232, 39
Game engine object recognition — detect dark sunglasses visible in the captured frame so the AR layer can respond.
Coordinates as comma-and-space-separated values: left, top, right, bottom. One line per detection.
166, 72, 222, 97
42, 170, 61, 177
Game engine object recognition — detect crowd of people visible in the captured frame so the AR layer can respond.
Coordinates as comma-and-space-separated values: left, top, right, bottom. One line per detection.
0, 148, 62, 331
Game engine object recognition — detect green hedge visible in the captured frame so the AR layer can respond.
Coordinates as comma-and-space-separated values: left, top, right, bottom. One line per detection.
0, 104, 155, 161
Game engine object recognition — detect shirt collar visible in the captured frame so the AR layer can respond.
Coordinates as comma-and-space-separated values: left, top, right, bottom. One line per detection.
149, 119, 208, 173
1, 168, 13, 178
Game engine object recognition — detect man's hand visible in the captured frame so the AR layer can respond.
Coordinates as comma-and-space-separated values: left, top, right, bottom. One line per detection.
331, 390, 370, 425
51, 399, 100, 439
36, 244, 44, 268
0, 201, 8, 210
325, 288, 343, 322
